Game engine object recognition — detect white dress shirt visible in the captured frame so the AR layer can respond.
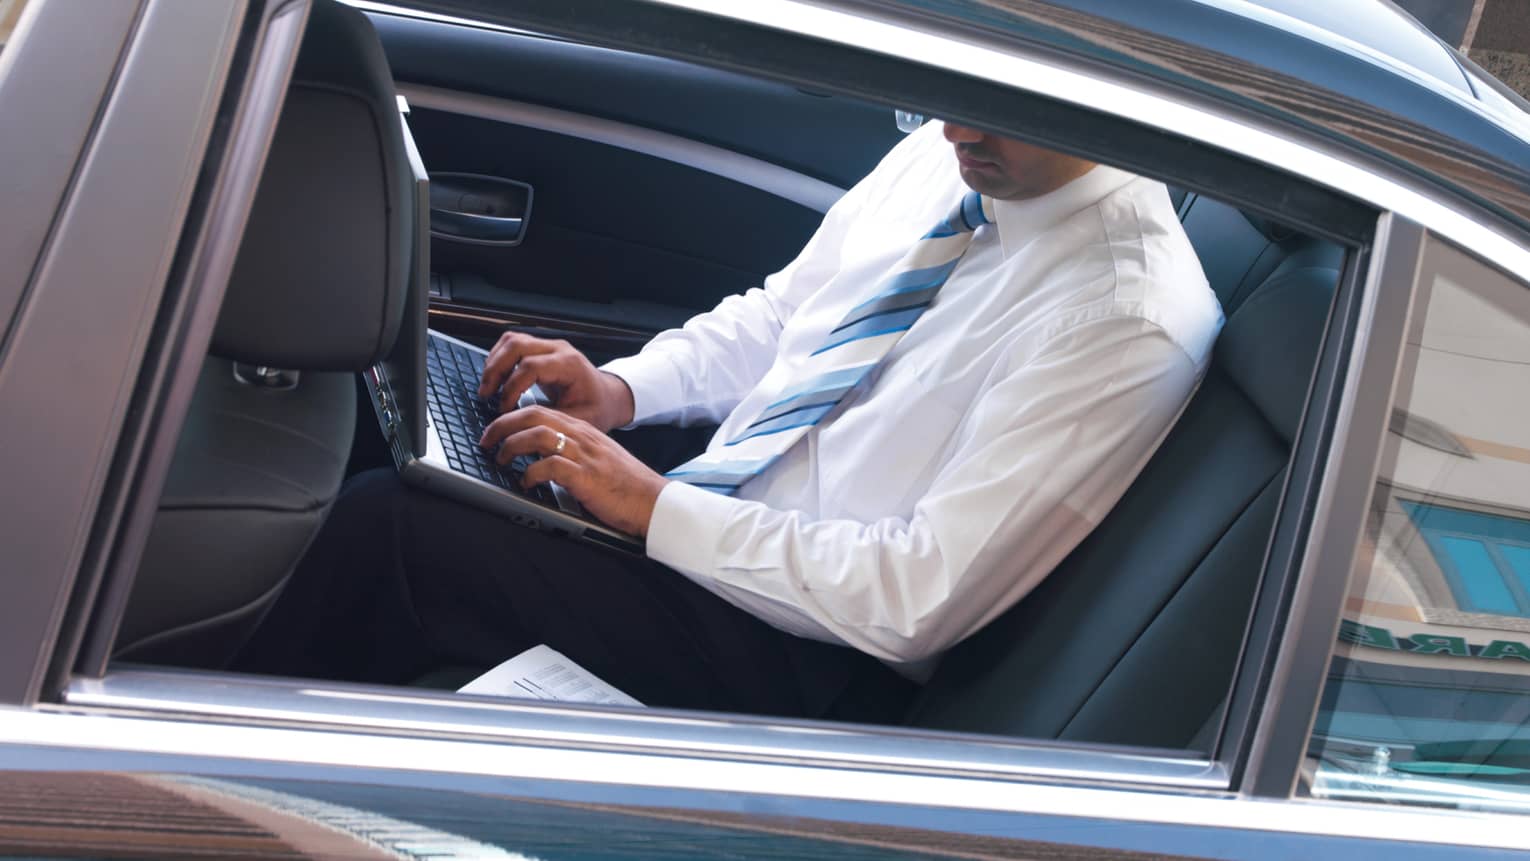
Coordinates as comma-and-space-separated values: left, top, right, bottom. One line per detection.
602, 122, 1223, 671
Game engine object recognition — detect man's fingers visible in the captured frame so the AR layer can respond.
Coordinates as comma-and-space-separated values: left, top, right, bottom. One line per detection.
499, 354, 561, 412
490, 424, 565, 465
479, 332, 519, 396
479, 404, 559, 449
478, 333, 559, 397
522, 455, 576, 490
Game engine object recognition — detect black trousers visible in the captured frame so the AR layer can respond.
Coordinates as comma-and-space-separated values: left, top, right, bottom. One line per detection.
235, 429, 915, 721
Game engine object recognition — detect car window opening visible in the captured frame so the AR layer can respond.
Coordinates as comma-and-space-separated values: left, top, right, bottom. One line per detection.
99, 0, 1354, 763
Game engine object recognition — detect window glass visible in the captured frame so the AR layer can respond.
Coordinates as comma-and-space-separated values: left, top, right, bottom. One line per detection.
1307, 235, 1530, 813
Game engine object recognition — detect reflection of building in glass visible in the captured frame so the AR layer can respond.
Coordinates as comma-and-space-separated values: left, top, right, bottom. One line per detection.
1403, 502, 1530, 618
1315, 243, 1530, 794
1343, 262, 1530, 671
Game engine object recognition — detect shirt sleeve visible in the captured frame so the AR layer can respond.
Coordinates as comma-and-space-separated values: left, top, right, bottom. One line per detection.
600, 126, 939, 427
644, 314, 1204, 665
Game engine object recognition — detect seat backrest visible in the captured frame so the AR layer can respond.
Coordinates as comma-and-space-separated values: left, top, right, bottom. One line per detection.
1176, 191, 1319, 316
905, 211, 1344, 750
116, 0, 412, 667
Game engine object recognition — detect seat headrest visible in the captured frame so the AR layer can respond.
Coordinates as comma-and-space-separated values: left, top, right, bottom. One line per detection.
1243, 212, 1297, 243
212, 0, 410, 371
1216, 263, 1338, 443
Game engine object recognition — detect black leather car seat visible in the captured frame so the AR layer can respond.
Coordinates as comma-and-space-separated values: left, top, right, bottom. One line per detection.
116, 0, 411, 667
905, 198, 1344, 750
1173, 189, 1330, 316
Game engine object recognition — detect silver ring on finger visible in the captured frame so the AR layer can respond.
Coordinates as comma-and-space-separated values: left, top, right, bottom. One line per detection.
553, 430, 567, 455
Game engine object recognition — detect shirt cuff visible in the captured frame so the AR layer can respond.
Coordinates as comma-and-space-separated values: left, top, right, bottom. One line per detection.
599, 355, 681, 428
645, 480, 738, 577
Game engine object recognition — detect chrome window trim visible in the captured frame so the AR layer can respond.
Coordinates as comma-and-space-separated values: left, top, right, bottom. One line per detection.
636, 0, 1530, 283
64, 671, 1225, 789
13, 702, 1530, 850
395, 83, 845, 213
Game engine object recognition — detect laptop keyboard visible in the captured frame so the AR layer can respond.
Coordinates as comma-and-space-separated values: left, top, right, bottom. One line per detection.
425, 334, 556, 505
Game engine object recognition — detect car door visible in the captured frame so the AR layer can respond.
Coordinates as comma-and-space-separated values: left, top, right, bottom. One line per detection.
8, 0, 1530, 859
369, 8, 906, 361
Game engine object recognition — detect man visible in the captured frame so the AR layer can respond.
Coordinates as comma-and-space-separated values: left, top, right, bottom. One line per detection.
237, 121, 1222, 721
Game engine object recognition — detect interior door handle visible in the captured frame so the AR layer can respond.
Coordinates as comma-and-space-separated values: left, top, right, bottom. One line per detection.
430, 209, 524, 243
429, 172, 534, 246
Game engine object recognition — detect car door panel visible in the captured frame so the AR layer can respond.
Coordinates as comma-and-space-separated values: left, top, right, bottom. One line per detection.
411, 106, 824, 318
371, 14, 900, 188
369, 11, 906, 340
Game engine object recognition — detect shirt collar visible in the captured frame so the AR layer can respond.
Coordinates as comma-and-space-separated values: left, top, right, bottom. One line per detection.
989, 164, 1138, 259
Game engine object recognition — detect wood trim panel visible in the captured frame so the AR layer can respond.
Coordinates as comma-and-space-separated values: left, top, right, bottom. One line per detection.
429, 299, 653, 352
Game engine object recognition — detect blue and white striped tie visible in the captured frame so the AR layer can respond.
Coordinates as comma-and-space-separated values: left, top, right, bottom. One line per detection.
666, 191, 994, 495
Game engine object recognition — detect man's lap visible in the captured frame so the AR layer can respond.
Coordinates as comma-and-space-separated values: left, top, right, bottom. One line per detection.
235, 467, 910, 720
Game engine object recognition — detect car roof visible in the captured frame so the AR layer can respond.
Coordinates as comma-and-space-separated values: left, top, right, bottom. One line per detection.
1194, 0, 1472, 96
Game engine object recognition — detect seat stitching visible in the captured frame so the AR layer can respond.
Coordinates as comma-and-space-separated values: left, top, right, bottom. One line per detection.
158, 500, 329, 515
207, 406, 350, 460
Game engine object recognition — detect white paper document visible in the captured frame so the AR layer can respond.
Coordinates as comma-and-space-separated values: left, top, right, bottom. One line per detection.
458, 644, 643, 707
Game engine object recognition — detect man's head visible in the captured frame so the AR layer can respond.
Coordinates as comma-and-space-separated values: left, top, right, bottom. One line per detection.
942, 122, 1098, 201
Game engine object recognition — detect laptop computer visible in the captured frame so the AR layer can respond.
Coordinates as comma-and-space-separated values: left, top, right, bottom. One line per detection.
361, 99, 644, 556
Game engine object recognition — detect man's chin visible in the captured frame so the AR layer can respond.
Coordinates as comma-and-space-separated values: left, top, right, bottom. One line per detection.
957, 166, 1016, 199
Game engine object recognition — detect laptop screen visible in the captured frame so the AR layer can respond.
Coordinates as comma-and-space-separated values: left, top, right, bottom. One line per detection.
371, 97, 431, 458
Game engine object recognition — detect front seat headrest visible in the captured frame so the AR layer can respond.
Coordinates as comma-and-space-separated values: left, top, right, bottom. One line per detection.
213, 0, 410, 372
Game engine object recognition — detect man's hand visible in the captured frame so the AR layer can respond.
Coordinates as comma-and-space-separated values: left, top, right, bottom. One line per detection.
480, 406, 668, 537
478, 332, 635, 432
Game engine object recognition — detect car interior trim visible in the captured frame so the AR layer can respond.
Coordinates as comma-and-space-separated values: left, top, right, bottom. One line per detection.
340, 0, 532, 37
616, 0, 1530, 298
1238, 214, 1428, 798
427, 302, 655, 344
68, 0, 313, 685
396, 82, 846, 213
10, 703, 1530, 849
62, 670, 1226, 789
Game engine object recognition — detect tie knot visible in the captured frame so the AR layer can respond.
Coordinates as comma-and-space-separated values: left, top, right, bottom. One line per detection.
956, 191, 993, 231
925, 192, 992, 240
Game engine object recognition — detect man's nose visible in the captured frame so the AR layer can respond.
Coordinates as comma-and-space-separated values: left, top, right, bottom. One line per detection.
942, 122, 985, 144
